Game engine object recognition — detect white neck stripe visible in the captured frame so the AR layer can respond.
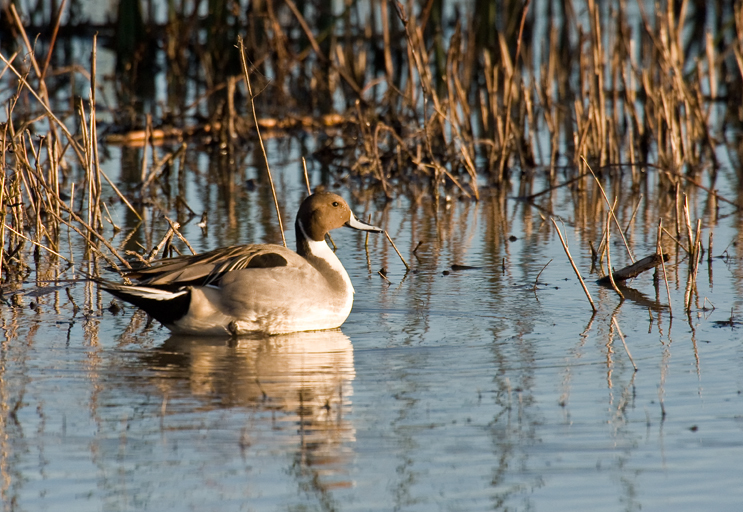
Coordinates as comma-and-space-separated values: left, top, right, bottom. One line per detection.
297, 218, 312, 242
297, 218, 354, 294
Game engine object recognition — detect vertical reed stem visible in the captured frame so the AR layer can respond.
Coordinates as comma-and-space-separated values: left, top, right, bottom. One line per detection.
238, 36, 286, 247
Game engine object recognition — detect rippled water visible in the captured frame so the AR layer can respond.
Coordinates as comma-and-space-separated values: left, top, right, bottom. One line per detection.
2, 140, 743, 511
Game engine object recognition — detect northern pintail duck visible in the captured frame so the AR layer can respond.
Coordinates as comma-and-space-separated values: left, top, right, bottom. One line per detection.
101, 192, 382, 335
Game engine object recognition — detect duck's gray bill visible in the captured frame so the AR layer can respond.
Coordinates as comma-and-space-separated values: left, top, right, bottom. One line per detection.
346, 213, 383, 232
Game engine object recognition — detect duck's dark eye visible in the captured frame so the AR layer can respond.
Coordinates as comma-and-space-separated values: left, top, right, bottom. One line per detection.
332, 201, 339, 207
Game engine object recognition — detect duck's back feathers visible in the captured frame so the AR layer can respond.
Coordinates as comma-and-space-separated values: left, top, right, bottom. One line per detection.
125, 244, 295, 288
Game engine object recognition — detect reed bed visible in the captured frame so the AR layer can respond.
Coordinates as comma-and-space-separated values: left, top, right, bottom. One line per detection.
0, 0, 740, 319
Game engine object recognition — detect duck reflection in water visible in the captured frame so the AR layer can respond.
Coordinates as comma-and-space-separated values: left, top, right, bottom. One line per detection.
135, 329, 356, 491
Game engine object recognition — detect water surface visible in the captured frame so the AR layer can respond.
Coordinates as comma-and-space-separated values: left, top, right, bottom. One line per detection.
2, 148, 743, 511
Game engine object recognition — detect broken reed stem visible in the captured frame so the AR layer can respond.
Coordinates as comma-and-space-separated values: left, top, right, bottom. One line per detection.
612, 316, 637, 371
237, 36, 286, 247
164, 216, 197, 255
533, 259, 552, 294
384, 230, 410, 271
550, 217, 597, 312
378, 269, 392, 284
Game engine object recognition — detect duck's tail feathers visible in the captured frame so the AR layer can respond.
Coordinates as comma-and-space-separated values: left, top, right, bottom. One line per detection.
99, 281, 191, 326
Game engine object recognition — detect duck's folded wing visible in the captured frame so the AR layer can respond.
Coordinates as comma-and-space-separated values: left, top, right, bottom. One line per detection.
125, 244, 293, 288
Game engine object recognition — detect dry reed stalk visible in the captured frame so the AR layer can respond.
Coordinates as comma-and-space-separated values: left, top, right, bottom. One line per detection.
90, 35, 103, 233
384, 230, 410, 272
623, 194, 643, 238
657, 219, 673, 317
2, 222, 69, 262
372, 124, 390, 197
380, 0, 394, 86
392, 0, 454, 200
140, 114, 152, 185
77, 100, 96, 251
46, 134, 60, 233
40, 0, 67, 80
0, 170, 6, 279
604, 198, 624, 300
659, 227, 688, 254
587, 0, 606, 166
685, 218, 703, 312
146, 225, 176, 262
445, 41, 480, 199
301, 157, 311, 195
7, 7, 66, 163
682, 195, 695, 258
550, 218, 597, 312
20, 158, 132, 271
282, 0, 362, 98
237, 36, 286, 247
142, 143, 188, 188
47, 207, 122, 271
0, 50, 18, 83
365, 214, 372, 252
611, 316, 637, 371
9, 5, 53, 121
497, 0, 531, 182
14, 134, 42, 246
0, 53, 83, 165
100, 201, 119, 232
583, 157, 634, 262
102, 170, 142, 221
